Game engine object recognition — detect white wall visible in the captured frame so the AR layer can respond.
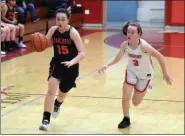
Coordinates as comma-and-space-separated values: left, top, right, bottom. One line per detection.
137, 1, 165, 22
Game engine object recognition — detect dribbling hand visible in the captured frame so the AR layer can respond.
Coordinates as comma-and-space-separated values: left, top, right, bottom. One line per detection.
98, 65, 109, 74
163, 73, 173, 85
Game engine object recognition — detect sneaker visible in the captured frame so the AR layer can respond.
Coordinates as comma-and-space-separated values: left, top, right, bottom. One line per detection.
52, 106, 60, 118
39, 120, 49, 131
32, 18, 40, 23
1, 51, 6, 55
18, 41, 26, 48
118, 117, 131, 129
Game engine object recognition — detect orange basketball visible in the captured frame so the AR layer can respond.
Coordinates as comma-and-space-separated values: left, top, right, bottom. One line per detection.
31, 33, 48, 52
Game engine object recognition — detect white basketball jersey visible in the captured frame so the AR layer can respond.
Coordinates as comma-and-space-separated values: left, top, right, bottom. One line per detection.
125, 40, 154, 79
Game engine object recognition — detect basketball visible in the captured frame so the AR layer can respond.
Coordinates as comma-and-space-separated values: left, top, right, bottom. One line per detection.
31, 33, 48, 52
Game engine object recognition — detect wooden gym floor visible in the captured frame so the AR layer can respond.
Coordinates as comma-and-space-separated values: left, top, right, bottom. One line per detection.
1, 28, 184, 134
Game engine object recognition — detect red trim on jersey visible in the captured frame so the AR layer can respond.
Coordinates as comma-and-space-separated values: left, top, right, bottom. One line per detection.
134, 79, 151, 93
124, 69, 136, 87
150, 56, 154, 69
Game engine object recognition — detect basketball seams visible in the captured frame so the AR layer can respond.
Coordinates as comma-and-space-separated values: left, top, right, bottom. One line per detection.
37, 33, 43, 52
32, 34, 39, 52
31, 33, 47, 52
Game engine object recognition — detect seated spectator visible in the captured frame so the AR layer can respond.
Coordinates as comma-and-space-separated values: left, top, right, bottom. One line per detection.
56, 0, 76, 11
45, 0, 75, 18
1, 0, 17, 52
1, 25, 7, 55
16, 0, 39, 24
1, 22, 17, 52
45, 0, 75, 10
1, 0, 26, 48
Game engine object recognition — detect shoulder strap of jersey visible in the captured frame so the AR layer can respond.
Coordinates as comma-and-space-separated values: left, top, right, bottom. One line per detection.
69, 26, 73, 33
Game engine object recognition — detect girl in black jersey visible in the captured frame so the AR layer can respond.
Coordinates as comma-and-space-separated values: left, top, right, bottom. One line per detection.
39, 8, 85, 131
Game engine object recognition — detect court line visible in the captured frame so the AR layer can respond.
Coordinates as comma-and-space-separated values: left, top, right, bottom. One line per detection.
2, 127, 100, 134
3, 93, 184, 103
68, 95, 184, 103
1, 94, 45, 117
0, 46, 179, 117
1, 68, 98, 117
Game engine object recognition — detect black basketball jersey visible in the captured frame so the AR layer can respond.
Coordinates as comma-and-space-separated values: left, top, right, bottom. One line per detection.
51, 26, 78, 63
6, 4, 15, 21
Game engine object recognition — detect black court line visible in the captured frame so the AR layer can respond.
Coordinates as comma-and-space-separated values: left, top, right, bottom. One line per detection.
4, 93, 184, 103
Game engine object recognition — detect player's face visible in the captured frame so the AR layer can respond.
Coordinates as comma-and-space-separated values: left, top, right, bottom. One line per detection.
8, 0, 16, 6
56, 13, 69, 29
127, 26, 140, 42
1, 1, 6, 9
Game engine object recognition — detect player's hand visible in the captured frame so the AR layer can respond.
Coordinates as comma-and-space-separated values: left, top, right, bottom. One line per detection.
23, 3, 27, 9
98, 65, 108, 74
1, 84, 16, 95
163, 73, 173, 85
61, 61, 74, 68
12, 20, 17, 25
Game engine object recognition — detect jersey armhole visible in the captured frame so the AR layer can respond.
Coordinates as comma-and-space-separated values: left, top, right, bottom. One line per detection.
139, 43, 148, 54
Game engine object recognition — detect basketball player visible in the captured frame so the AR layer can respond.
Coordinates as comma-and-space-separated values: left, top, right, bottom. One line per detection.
39, 8, 85, 131
1, 0, 17, 52
1, 0, 26, 48
98, 22, 172, 129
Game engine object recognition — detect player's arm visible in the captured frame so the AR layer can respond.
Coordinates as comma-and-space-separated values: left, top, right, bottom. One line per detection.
46, 26, 58, 45
140, 42, 167, 75
98, 42, 126, 73
106, 41, 127, 66
1, 5, 14, 24
140, 41, 172, 85
69, 27, 86, 65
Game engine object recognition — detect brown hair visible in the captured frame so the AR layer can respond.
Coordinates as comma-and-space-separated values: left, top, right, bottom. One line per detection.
122, 21, 142, 36
55, 8, 70, 19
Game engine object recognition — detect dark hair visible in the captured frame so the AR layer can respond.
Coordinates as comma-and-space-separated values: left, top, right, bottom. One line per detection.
122, 21, 142, 36
55, 8, 70, 19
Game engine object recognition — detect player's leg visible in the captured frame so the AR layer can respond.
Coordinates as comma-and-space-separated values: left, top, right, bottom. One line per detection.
52, 77, 77, 118
17, 24, 26, 48
4, 26, 14, 51
118, 69, 136, 129
132, 78, 151, 106
7, 24, 17, 49
1, 26, 7, 54
39, 76, 59, 131
52, 65, 79, 118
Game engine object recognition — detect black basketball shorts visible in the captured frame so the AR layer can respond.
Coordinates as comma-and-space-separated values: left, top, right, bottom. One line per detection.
48, 62, 79, 93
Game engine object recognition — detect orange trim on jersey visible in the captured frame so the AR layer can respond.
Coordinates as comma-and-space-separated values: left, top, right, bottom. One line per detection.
49, 64, 55, 76
134, 79, 150, 93
124, 69, 136, 87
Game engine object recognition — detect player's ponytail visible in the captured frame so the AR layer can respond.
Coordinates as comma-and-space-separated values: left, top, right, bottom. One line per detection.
122, 21, 130, 35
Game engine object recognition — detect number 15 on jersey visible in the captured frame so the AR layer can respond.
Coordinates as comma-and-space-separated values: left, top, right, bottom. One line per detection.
57, 45, 69, 55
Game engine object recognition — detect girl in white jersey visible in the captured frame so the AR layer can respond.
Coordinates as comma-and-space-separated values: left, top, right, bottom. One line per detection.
98, 22, 172, 129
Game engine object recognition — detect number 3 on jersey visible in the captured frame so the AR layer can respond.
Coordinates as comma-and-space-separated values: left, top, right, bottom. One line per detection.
57, 45, 69, 55
133, 60, 139, 66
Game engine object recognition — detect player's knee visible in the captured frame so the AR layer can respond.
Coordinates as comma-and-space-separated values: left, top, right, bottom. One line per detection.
132, 100, 141, 106
19, 24, 24, 29
5, 27, 10, 32
122, 94, 130, 102
47, 88, 56, 96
